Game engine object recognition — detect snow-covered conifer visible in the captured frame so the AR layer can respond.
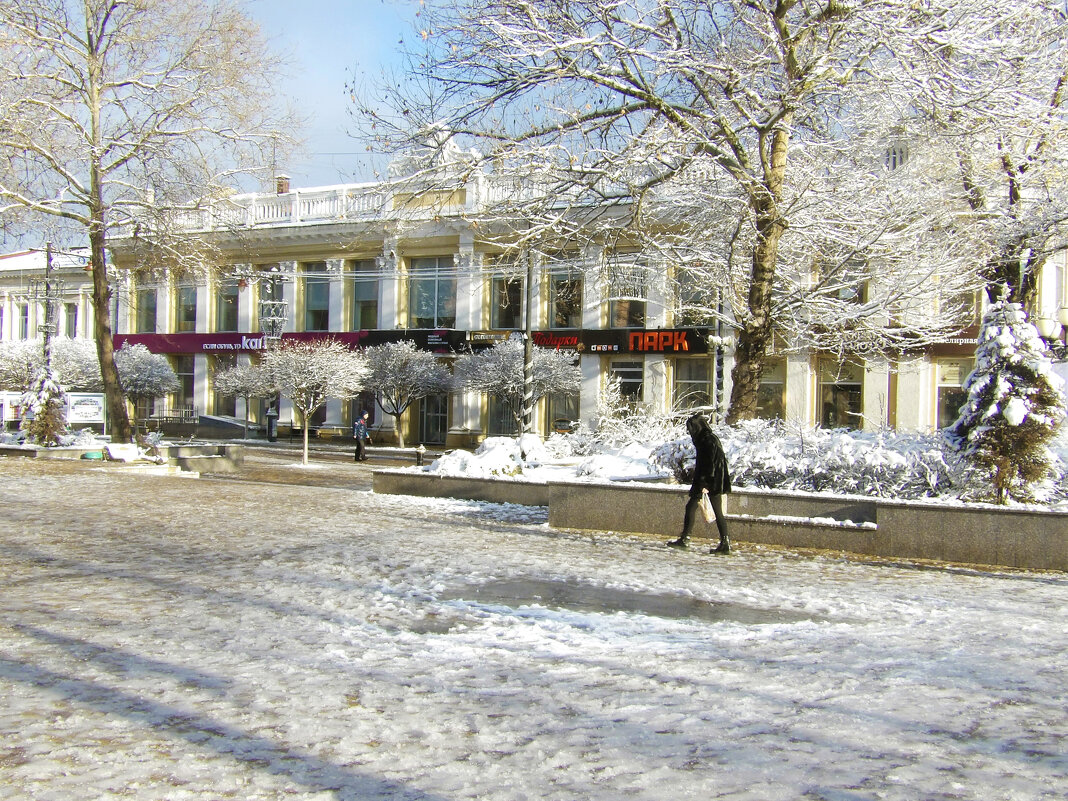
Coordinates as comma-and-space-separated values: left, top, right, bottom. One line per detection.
946, 299, 1067, 503
362, 341, 451, 448
19, 365, 67, 446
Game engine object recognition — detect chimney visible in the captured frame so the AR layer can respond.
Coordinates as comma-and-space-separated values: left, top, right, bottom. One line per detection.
275, 174, 290, 194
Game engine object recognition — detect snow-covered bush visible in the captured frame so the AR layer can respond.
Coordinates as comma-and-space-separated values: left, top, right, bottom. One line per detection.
652, 419, 968, 501
429, 435, 550, 478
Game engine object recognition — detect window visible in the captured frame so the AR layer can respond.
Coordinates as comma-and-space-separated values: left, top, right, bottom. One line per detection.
64, 302, 78, 338
19, 304, 29, 339
885, 142, 908, 171
176, 285, 197, 332
819, 360, 863, 429
173, 354, 195, 412
303, 263, 330, 332
490, 275, 523, 329
212, 354, 237, 416
409, 256, 456, 328
419, 393, 449, 444
0, 306, 4, 339
488, 395, 518, 436
610, 360, 644, 403
547, 259, 583, 329
136, 288, 157, 333
673, 359, 712, 410
936, 358, 973, 429
352, 259, 378, 330
547, 391, 579, 433
216, 282, 239, 332
606, 253, 647, 328
756, 360, 786, 420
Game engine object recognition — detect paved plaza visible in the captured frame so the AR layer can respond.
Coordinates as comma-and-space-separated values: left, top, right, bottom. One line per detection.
0, 451, 1065, 800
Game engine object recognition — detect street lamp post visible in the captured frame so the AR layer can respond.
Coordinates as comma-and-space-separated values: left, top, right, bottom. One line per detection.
258, 296, 288, 442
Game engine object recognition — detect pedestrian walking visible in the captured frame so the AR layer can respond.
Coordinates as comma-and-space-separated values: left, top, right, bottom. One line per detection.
668, 413, 732, 554
353, 411, 372, 462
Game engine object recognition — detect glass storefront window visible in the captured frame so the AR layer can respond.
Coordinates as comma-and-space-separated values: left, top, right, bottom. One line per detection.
757, 360, 785, 420
819, 360, 863, 429
673, 359, 712, 410
936, 358, 974, 429
610, 360, 644, 402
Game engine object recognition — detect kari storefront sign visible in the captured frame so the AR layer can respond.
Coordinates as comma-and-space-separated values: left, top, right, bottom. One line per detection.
116, 329, 471, 355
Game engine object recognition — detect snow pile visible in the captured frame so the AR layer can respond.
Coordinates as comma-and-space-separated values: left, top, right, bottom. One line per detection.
429, 435, 553, 478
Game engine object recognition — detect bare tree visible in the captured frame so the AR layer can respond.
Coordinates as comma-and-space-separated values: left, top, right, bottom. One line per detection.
0, 0, 297, 442
214, 361, 272, 439
452, 339, 580, 434
354, 0, 1054, 421
362, 340, 451, 448
262, 339, 366, 465
901, 0, 1068, 309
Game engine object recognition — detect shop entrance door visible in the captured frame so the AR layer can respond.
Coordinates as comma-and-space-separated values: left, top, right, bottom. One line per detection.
419, 394, 448, 445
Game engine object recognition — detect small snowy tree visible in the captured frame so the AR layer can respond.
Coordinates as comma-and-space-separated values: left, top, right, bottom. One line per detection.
362, 341, 451, 448
0, 340, 40, 391
114, 344, 180, 434
214, 362, 272, 439
946, 299, 1067, 503
453, 339, 580, 434
262, 339, 366, 465
19, 365, 67, 446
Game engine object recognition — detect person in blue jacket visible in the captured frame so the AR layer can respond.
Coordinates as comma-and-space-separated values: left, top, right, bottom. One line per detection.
668, 413, 732, 554
353, 411, 371, 462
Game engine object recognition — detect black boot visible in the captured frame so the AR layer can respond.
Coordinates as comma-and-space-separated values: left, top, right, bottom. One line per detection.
667, 535, 689, 549
710, 536, 731, 555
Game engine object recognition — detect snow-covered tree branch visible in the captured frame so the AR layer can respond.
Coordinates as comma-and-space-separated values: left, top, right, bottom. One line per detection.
362, 340, 451, 449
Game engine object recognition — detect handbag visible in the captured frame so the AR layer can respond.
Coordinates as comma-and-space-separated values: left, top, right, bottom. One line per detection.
699, 488, 715, 523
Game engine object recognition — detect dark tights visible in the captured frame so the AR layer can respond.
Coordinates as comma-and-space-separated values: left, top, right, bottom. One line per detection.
683, 491, 729, 543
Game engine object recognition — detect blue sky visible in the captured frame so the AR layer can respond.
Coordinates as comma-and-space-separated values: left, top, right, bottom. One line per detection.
249, 0, 420, 188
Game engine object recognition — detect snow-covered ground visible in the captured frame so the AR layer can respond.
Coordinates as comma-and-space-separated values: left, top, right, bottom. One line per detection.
1, 458, 1065, 800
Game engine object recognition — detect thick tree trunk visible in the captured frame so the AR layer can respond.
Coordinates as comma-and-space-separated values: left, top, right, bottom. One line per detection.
726, 128, 789, 424
89, 223, 133, 443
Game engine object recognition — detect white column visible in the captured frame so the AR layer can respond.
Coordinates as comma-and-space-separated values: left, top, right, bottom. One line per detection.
784, 353, 812, 428
581, 248, 602, 329
645, 354, 669, 413
894, 358, 934, 434
455, 236, 478, 330
279, 261, 297, 333
327, 258, 345, 331
195, 275, 210, 334
378, 242, 399, 329
862, 357, 890, 431
645, 257, 669, 328
234, 265, 253, 334
578, 354, 602, 427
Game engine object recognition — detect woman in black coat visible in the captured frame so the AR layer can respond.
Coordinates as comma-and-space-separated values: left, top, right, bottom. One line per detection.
668, 413, 732, 554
